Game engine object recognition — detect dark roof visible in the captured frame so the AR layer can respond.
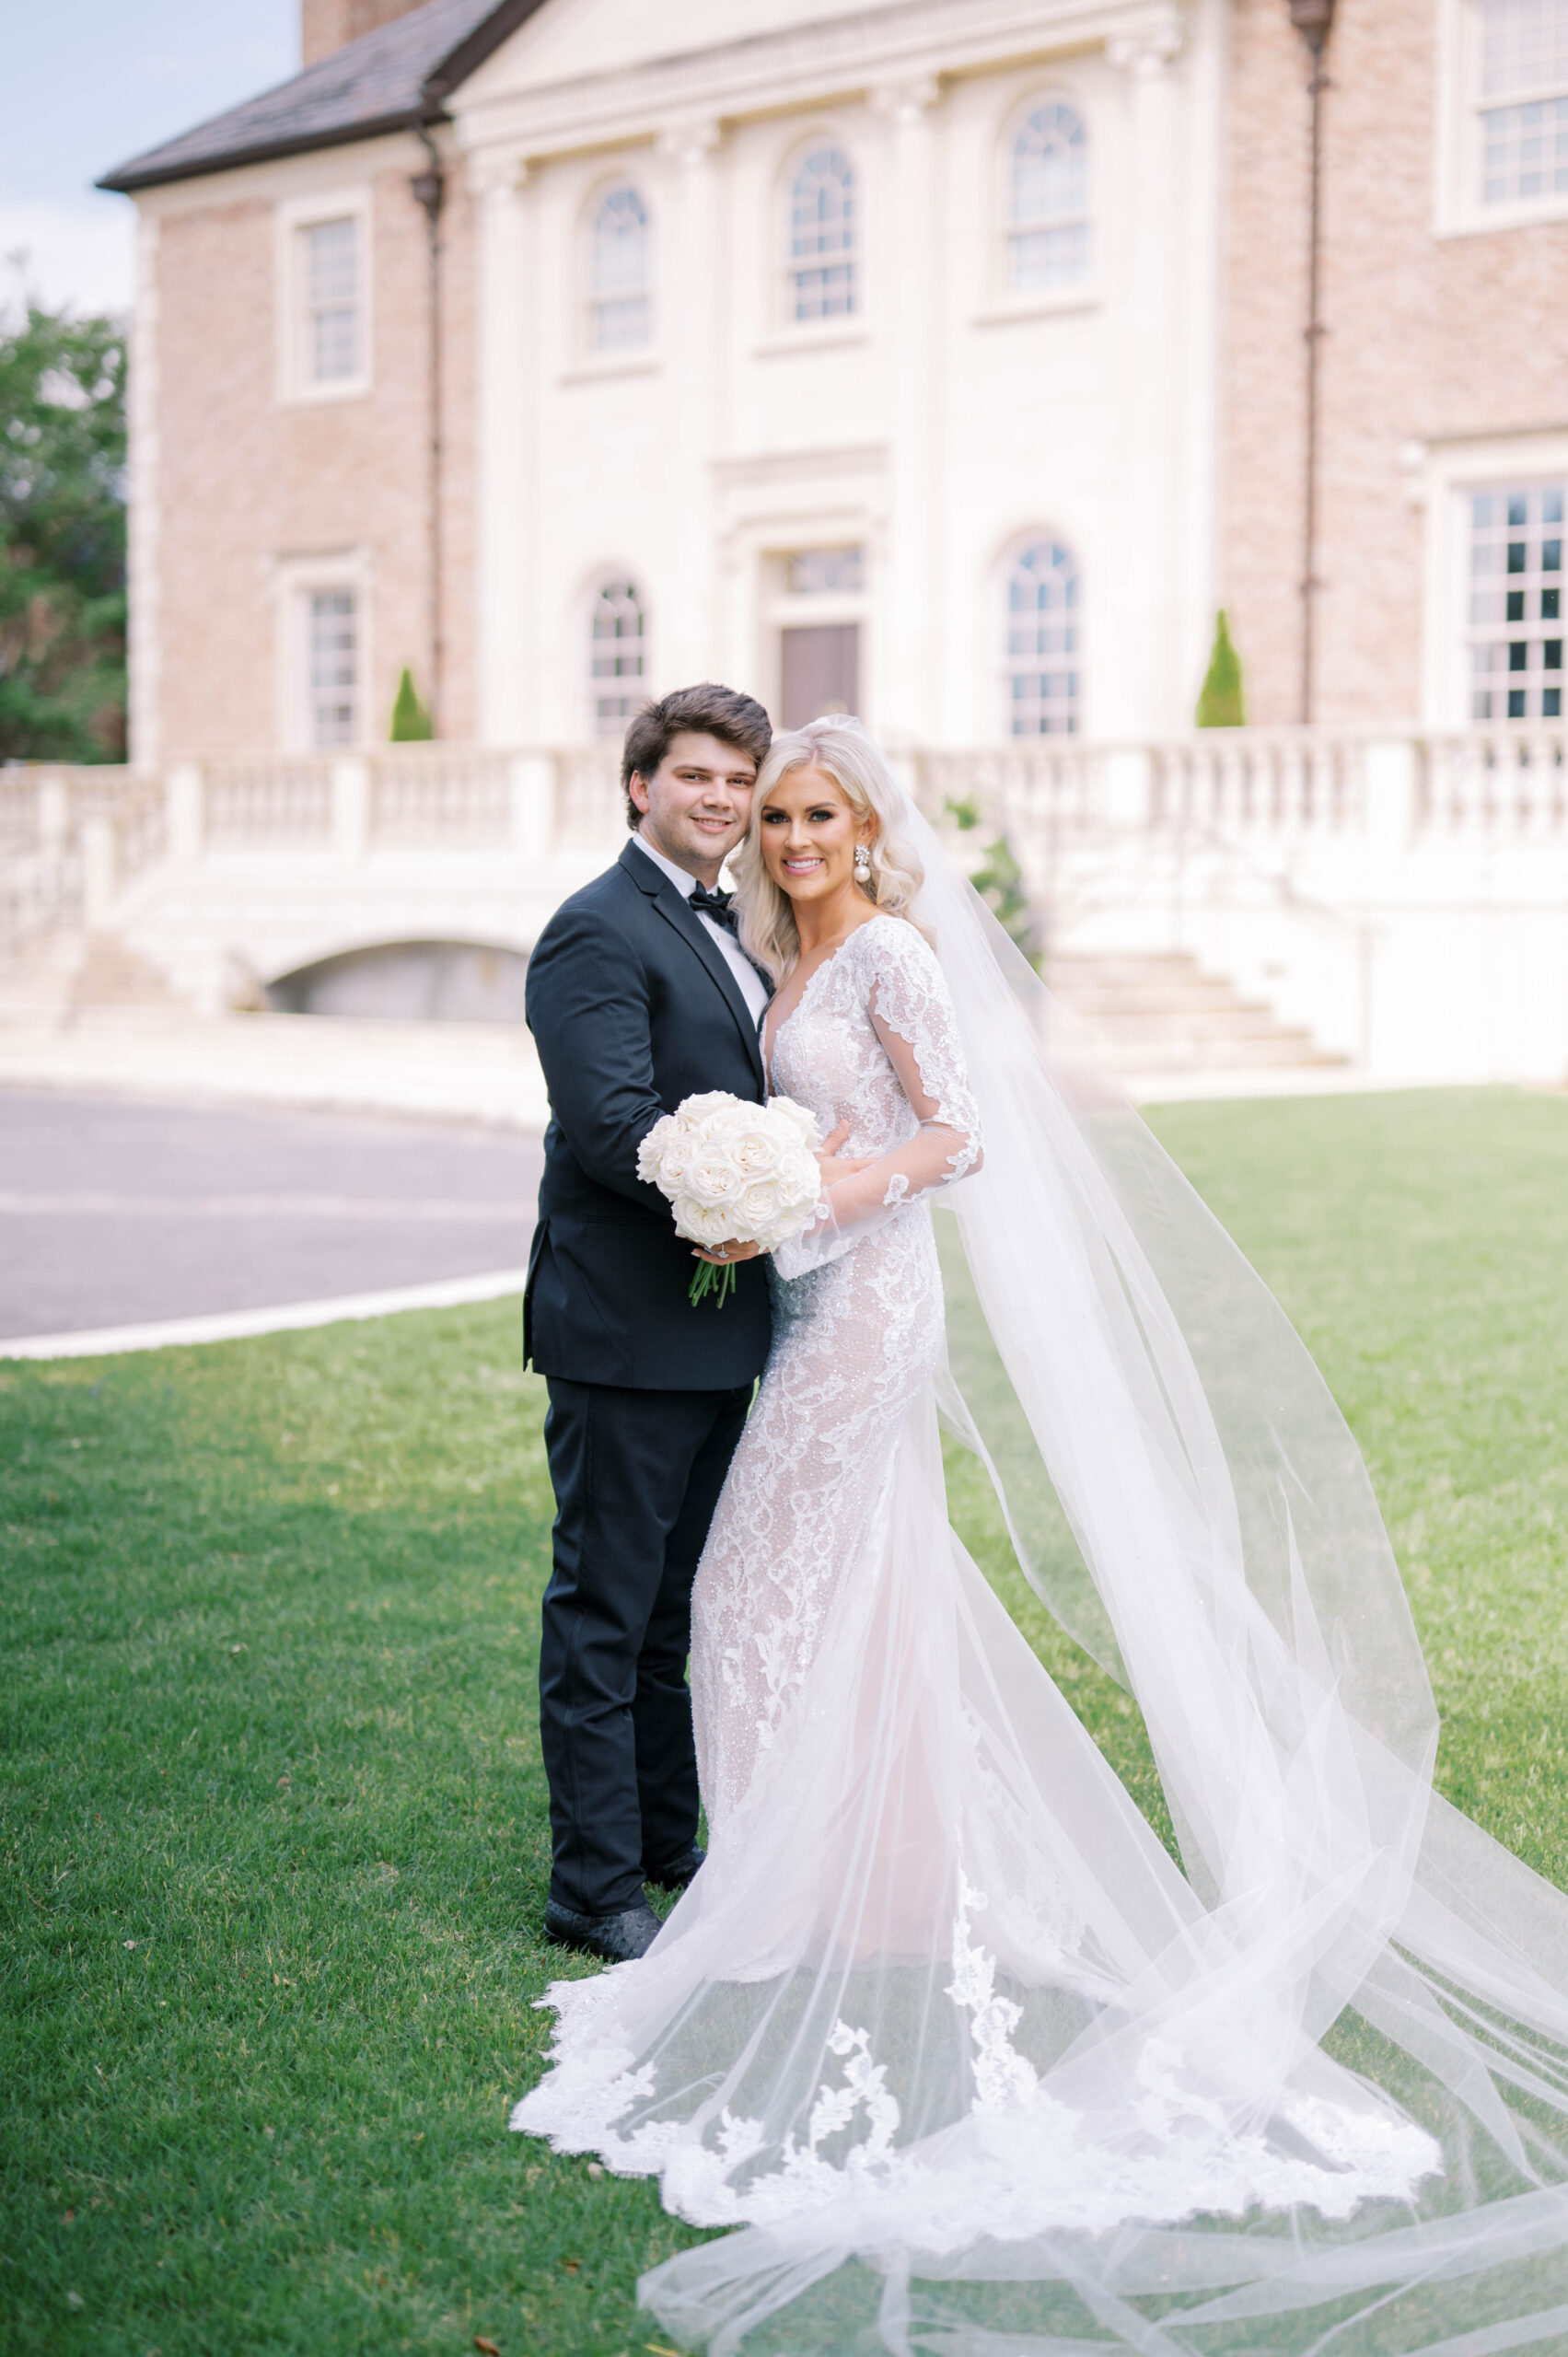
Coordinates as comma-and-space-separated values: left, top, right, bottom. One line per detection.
98, 0, 545, 193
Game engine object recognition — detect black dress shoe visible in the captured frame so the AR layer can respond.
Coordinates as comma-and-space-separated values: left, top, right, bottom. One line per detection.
544, 1898, 661, 1963
643, 1845, 705, 1894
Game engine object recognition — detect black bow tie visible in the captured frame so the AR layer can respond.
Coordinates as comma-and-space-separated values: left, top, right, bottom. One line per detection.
689, 882, 738, 934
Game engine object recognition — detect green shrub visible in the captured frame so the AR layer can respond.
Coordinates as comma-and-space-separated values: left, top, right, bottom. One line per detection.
389, 665, 434, 741
1195, 609, 1246, 728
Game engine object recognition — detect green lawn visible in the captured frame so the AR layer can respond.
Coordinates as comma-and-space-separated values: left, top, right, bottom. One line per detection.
4, 1086, 1567, 2356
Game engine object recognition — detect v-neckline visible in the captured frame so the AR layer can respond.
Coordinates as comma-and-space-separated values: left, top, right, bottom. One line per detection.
763, 918, 879, 1089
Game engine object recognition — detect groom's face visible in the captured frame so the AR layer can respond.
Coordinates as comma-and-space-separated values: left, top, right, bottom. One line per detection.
630, 731, 758, 878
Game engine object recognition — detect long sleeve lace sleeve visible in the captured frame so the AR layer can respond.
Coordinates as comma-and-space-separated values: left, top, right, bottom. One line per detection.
772, 923, 982, 1281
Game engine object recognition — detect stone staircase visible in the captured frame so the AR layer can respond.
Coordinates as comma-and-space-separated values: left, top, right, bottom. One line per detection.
1045, 951, 1346, 1076
0, 929, 184, 1024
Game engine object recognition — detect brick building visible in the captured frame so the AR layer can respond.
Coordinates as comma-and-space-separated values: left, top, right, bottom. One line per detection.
100, 0, 1568, 760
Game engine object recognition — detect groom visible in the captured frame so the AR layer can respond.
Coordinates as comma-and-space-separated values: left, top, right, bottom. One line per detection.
524, 683, 777, 1962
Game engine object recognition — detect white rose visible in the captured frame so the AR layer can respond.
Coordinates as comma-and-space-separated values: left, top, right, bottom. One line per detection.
686, 1155, 741, 1209
738, 1177, 783, 1230
677, 1200, 734, 1246
637, 1113, 679, 1182
769, 1097, 819, 1142
680, 1090, 736, 1121
730, 1123, 783, 1178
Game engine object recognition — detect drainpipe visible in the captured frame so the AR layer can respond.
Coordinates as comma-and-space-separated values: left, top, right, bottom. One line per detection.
410, 115, 447, 733
1288, 0, 1336, 726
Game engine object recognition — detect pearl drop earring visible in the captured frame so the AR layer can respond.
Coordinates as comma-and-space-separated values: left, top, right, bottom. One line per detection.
854, 843, 872, 883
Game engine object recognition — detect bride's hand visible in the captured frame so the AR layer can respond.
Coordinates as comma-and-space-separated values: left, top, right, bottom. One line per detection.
815, 1119, 873, 1181
691, 1239, 763, 1266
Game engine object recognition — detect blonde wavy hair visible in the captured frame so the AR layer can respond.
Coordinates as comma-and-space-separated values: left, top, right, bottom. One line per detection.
731, 715, 929, 983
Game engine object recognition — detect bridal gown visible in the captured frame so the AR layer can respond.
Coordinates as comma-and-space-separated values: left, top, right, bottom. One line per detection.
508, 891, 1568, 2357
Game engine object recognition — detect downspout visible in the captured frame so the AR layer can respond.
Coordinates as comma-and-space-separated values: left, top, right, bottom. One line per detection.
1288, 0, 1337, 726
410, 110, 447, 733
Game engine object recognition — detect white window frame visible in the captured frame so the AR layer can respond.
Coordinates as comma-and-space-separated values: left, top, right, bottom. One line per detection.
586, 572, 650, 738
582, 177, 656, 360
273, 549, 372, 750
784, 140, 859, 326
275, 186, 373, 403
980, 85, 1099, 323
1000, 532, 1083, 738
1414, 432, 1568, 722
1435, 0, 1568, 235
764, 126, 870, 350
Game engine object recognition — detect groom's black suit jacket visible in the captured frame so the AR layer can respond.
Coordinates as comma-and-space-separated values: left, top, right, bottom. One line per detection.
524, 839, 773, 1390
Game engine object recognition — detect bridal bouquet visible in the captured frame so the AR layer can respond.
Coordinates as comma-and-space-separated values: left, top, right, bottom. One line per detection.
637, 1090, 822, 1306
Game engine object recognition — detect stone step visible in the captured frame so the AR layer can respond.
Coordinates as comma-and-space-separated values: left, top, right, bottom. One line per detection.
70, 933, 184, 1011
1045, 948, 1347, 1072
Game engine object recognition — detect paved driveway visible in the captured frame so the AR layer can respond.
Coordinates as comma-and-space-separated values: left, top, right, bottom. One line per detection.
0, 1090, 540, 1341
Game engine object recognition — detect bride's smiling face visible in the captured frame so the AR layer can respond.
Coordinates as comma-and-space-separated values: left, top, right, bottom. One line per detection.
758, 764, 874, 907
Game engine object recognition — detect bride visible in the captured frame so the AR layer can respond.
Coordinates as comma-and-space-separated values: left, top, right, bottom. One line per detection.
514, 718, 1568, 2356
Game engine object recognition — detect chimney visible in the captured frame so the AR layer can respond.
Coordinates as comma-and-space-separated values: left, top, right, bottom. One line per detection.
301, 0, 430, 66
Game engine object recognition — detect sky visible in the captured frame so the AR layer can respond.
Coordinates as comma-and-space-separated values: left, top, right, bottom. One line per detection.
4, 0, 299, 318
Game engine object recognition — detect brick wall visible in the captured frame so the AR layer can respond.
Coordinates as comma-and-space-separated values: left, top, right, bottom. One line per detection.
1223, 0, 1568, 726
148, 136, 475, 754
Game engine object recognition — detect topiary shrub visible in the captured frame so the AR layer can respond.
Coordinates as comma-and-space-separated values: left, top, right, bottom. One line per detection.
389, 666, 434, 741
1195, 610, 1246, 728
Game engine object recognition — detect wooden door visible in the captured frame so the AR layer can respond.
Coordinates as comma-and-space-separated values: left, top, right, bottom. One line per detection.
779, 623, 860, 729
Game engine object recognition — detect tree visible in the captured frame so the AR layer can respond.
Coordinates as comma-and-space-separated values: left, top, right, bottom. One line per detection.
389, 665, 433, 741
1195, 608, 1246, 728
945, 793, 1042, 968
0, 285, 127, 762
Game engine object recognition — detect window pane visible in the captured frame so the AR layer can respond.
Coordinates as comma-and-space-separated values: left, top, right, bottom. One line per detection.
590, 577, 645, 736
308, 589, 357, 747
303, 217, 360, 384
1465, 479, 1568, 721
790, 148, 856, 321
1479, 92, 1568, 204
1010, 103, 1089, 290
1005, 540, 1080, 735
1481, 0, 1568, 99
788, 546, 864, 594
591, 184, 651, 353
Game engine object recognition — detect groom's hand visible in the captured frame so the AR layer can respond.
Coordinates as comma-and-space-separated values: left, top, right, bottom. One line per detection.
815, 1119, 873, 1182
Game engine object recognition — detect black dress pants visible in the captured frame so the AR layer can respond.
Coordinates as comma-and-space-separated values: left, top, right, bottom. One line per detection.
539, 1376, 752, 1918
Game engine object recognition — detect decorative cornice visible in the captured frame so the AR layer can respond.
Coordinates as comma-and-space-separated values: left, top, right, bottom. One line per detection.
454, 0, 1191, 168
1106, 5, 1184, 75
657, 118, 724, 168
871, 74, 943, 123
711, 441, 888, 490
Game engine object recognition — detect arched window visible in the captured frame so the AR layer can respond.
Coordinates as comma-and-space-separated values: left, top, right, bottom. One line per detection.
1009, 101, 1089, 289
1005, 540, 1079, 735
789, 146, 856, 320
589, 183, 651, 353
590, 577, 645, 736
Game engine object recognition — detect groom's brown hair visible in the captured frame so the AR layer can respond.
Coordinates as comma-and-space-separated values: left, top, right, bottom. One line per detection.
621, 683, 772, 827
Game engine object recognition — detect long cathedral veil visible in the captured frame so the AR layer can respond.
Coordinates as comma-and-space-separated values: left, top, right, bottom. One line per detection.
627, 796, 1568, 2353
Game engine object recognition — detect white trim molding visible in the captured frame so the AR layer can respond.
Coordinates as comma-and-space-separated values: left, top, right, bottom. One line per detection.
1435, 0, 1568, 238
270, 545, 374, 749
1413, 426, 1568, 723
273, 182, 374, 403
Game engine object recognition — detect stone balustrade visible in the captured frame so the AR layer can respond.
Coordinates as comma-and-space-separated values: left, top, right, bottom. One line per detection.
5, 726, 1568, 1082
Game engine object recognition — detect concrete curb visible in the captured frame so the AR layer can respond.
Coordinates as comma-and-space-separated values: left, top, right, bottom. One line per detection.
0, 1267, 529, 1362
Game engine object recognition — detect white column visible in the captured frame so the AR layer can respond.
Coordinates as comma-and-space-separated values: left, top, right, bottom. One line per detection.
331, 757, 370, 860
472, 153, 533, 744
1107, 9, 1186, 735
167, 760, 204, 862
657, 120, 724, 689
873, 76, 942, 743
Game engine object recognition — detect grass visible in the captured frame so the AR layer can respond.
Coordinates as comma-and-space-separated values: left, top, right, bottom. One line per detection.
3, 1086, 1567, 2354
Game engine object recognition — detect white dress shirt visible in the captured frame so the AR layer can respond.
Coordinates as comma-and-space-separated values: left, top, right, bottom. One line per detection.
630, 830, 771, 1028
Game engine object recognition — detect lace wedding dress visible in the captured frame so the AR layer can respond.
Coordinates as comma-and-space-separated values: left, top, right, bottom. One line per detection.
515, 794, 1568, 2355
